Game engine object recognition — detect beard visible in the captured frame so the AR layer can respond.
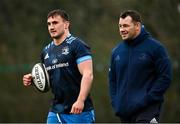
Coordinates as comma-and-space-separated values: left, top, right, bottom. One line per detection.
51, 31, 64, 39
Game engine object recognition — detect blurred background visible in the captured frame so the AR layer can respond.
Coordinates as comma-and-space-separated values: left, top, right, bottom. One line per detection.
0, 0, 180, 122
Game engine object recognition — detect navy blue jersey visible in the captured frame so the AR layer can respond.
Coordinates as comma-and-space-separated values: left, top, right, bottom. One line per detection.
41, 34, 94, 113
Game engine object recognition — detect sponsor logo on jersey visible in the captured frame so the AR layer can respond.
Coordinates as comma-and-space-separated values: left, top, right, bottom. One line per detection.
62, 46, 69, 55
46, 62, 69, 71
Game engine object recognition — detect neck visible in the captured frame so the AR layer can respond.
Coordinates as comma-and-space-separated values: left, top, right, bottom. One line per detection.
132, 26, 141, 39
53, 30, 70, 45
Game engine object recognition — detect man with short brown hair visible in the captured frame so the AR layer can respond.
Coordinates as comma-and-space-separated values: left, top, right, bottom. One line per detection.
109, 10, 172, 123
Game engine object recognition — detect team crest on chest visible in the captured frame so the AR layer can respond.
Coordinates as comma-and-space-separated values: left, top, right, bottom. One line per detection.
52, 58, 58, 64
62, 46, 69, 55
139, 53, 147, 60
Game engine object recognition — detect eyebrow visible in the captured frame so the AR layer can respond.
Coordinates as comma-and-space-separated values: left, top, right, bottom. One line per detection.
47, 20, 58, 25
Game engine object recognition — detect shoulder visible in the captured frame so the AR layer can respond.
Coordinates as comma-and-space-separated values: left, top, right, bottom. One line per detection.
40, 41, 53, 61
147, 37, 162, 46
145, 37, 166, 51
66, 35, 77, 44
67, 35, 90, 49
144, 37, 170, 59
42, 41, 54, 52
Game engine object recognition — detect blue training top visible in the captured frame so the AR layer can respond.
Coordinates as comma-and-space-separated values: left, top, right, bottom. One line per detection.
109, 26, 172, 117
41, 34, 94, 113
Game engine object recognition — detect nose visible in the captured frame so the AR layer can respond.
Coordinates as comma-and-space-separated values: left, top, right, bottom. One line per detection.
119, 27, 125, 33
48, 23, 55, 30
50, 24, 54, 29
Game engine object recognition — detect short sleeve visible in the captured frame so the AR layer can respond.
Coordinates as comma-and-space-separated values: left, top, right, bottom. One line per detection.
72, 39, 92, 64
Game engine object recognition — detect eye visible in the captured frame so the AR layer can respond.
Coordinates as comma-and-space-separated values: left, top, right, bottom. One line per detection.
119, 24, 129, 28
119, 24, 122, 28
47, 22, 50, 26
52, 21, 58, 25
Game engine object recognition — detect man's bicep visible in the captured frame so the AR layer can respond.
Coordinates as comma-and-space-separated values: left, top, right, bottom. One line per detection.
77, 59, 93, 75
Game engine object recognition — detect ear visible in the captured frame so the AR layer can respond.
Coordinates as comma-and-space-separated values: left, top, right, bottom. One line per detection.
64, 21, 70, 29
135, 22, 141, 31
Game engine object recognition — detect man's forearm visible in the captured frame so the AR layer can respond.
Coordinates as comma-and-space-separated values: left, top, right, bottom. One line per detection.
77, 72, 93, 102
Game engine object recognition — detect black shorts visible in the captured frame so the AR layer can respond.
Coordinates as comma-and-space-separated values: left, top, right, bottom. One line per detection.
121, 102, 162, 123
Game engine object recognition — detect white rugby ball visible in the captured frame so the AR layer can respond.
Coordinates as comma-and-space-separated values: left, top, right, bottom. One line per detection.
31, 63, 50, 93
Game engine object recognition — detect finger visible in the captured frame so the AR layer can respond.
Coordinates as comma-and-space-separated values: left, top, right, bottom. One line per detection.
28, 73, 32, 77
23, 78, 31, 82
27, 82, 32, 86
70, 107, 75, 114
24, 74, 32, 80
23, 75, 33, 82
75, 109, 80, 114
74, 108, 79, 114
70, 106, 79, 114
78, 109, 82, 114
23, 82, 31, 86
23, 79, 31, 85
23, 78, 32, 85
25, 73, 32, 78
77, 108, 83, 114
73, 108, 82, 114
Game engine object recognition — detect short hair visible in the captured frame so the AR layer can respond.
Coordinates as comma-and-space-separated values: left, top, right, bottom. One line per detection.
47, 9, 70, 21
120, 10, 142, 23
